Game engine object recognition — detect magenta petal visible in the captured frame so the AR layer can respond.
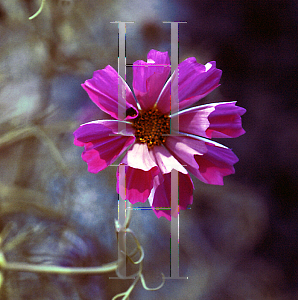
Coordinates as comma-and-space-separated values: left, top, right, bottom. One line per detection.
149, 171, 193, 221
74, 139, 85, 147
206, 102, 246, 138
172, 102, 246, 138
147, 146, 193, 220
133, 49, 170, 111
152, 145, 188, 174
190, 144, 239, 185
73, 120, 135, 173
157, 59, 222, 114
82, 65, 138, 120
172, 104, 216, 137
117, 143, 159, 204
164, 136, 207, 170
165, 135, 237, 185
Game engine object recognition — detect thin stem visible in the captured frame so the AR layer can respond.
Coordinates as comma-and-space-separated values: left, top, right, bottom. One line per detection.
29, 0, 46, 20
2, 261, 118, 275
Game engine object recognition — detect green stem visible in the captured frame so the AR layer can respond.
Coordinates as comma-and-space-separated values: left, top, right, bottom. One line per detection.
3, 261, 118, 275
29, 0, 46, 20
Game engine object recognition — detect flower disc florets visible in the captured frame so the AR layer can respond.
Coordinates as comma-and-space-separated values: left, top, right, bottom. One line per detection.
132, 108, 170, 149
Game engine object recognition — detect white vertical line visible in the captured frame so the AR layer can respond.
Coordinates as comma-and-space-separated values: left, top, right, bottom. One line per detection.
170, 169, 179, 278
118, 22, 126, 132
117, 164, 126, 277
170, 22, 179, 134
110, 21, 133, 279
163, 21, 188, 280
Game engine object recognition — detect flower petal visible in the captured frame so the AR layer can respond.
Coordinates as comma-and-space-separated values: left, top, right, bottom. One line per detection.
133, 49, 171, 111
151, 145, 187, 174
157, 59, 222, 114
117, 143, 159, 204
164, 135, 208, 170
171, 104, 215, 137
206, 102, 246, 138
82, 65, 138, 120
183, 143, 239, 185
164, 135, 238, 185
74, 120, 135, 173
148, 146, 194, 220
172, 101, 246, 138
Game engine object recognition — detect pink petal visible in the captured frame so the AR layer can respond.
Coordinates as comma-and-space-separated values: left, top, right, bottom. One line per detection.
117, 143, 159, 204
133, 49, 171, 110
206, 102, 246, 138
165, 135, 238, 185
156, 59, 222, 114
171, 104, 216, 137
164, 135, 208, 170
149, 171, 194, 221
148, 146, 194, 220
187, 144, 239, 185
74, 120, 135, 173
172, 101, 246, 138
151, 145, 188, 174
82, 65, 138, 120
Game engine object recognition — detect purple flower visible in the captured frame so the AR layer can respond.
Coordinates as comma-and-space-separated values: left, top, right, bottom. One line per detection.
74, 49, 246, 220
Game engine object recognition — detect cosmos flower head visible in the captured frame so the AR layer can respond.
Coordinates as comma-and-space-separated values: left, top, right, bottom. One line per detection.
74, 49, 246, 220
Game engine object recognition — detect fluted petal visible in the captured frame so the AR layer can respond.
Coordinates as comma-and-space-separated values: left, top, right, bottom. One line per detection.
172, 101, 246, 138
74, 120, 135, 173
192, 144, 239, 185
179, 143, 239, 185
148, 146, 194, 220
133, 49, 171, 110
171, 104, 215, 137
206, 102, 246, 138
164, 134, 238, 185
82, 65, 138, 120
117, 143, 159, 204
156, 59, 222, 114
164, 135, 208, 170
148, 171, 193, 221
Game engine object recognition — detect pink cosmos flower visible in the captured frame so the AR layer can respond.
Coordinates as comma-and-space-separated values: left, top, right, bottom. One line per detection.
74, 49, 246, 220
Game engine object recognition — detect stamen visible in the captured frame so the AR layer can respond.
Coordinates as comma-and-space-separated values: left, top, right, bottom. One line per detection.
132, 108, 170, 149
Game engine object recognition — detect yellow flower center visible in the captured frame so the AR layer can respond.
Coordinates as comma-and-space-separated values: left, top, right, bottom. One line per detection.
132, 108, 170, 149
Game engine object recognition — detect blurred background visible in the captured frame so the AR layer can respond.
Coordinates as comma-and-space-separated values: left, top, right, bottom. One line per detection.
0, 0, 297, 299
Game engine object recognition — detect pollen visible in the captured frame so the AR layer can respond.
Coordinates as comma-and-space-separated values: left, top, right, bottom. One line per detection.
132, 108, 170, 149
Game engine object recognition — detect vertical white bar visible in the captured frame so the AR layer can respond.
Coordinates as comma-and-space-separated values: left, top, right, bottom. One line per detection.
118, 22, 126, 132
170, 169, 179, 278
169, 21, 180, 279
170, 22, 179, 134
117, 22, 127, 278
118, 164, 126, 277
109, 21, 133, 279
163, 21, 188, 280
